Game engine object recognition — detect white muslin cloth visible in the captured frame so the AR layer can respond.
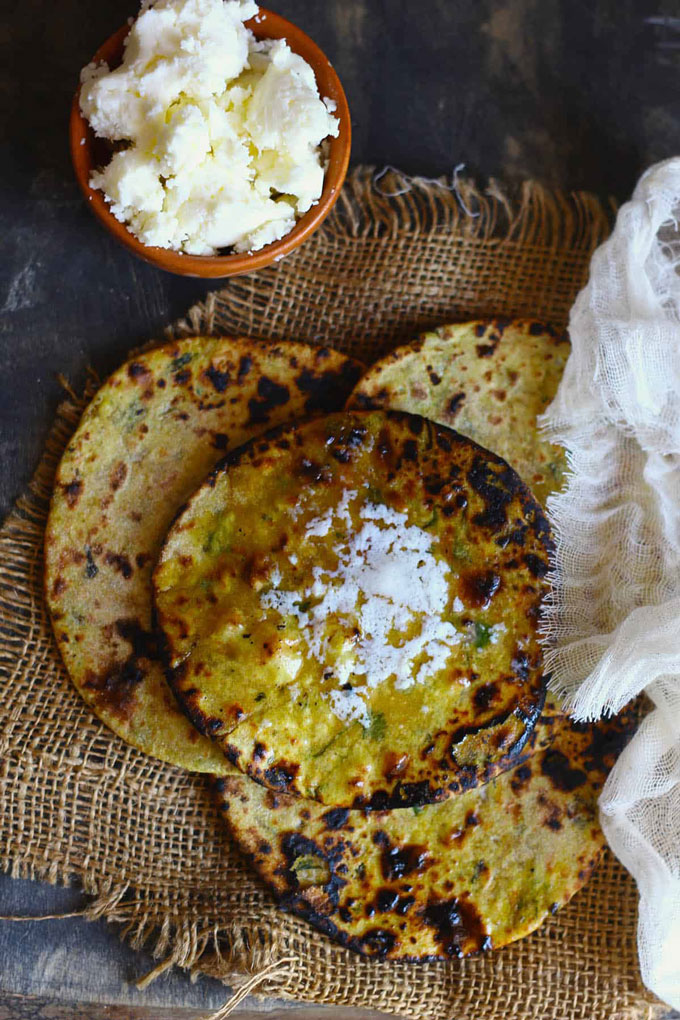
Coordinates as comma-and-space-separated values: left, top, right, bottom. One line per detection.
541, 157, 680, 1009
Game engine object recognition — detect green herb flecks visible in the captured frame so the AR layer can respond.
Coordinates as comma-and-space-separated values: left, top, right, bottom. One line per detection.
363, 710, 386, 741
312, 729, 346, 759
473, 621, 492, 649
171, 352, 193, 371
423, 508, 438, 529
290, 854, 330, 888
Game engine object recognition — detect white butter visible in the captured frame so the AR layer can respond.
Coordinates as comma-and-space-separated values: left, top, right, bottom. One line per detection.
261, 494, 463, 727
80, 0, 339, 255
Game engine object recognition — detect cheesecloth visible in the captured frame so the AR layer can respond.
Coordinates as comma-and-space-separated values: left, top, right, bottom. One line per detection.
541, 157, 680, 1009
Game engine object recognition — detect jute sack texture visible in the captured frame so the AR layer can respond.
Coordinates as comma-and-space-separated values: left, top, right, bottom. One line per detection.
0, 168, 664, 1020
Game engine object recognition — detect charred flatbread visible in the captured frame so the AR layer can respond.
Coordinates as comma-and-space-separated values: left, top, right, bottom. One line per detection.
215, 707, 633, 960
347, 320, 570, 507
45, 337, 363, 771
154, 410, 552, 804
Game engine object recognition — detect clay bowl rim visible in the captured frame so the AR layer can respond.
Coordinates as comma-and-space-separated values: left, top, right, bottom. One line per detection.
69, 7, 351, 278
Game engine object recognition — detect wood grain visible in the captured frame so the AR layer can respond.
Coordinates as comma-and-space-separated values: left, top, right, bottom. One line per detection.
1, 0, 679, 1015
0, 995, 394, 1020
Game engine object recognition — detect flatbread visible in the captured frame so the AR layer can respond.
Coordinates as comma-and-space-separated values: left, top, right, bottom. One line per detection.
154, 410, 552, 805
216, 706, 634, 960
347, 320, 570, 507
45, 337, 364, 772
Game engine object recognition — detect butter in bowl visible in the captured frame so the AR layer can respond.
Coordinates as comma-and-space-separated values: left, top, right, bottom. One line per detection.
70, 0, 351, 277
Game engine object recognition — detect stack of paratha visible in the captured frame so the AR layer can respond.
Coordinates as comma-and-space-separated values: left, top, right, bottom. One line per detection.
46, 322, 634, 961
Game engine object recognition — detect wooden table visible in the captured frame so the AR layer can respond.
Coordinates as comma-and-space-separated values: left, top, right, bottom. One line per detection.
2, 0, 679, 1015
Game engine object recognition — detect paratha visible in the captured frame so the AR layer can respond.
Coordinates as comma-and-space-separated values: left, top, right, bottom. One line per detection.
347, 320, 570, 507
154, 410, 552, 805
45, 337, 364, 772
215, 706, 634, 960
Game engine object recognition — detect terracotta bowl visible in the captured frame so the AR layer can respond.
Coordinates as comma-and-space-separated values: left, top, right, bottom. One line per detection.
70, 8, 351, 278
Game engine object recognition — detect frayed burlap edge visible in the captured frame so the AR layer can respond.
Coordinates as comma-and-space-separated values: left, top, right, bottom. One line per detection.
3, 167, 666, 1020
170, 166, 614, 344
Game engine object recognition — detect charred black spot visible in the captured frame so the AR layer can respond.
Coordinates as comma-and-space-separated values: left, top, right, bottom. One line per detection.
474, 323, 487, 337
510, 651, 530, 682
63, 478, 83, 508
402, 439, 418, 462
529, 321, 554, 337
299, 458, 331, 483
436, 431, 452, 452
331, 446, 352, 464
238, 355, 253, 381
360, 928, 397, 958
205, 364, 230, 392
248, 377, 290, 423
380, 843, 429, 881
538, 790, 564, 830
525, 552, 549, 578
84, 620, 159, 718
428, 369, 442, 385
396, 895, 416, 915
421, 896, 486, 957
447, 392, 465, 416
406, 414, 424, 435
104, 552, 133, 579
580, 711, 636, 775
157, 377, 166, 389
467, 455, 524, 531
110, 462, 127, 491
280, 833, 327, 884
424, 473, 445, 495
203, 717, 224, 735
253, 742, 267, 761
476, 344, 496, 357
350, 391, 379, 411
322, 807, 350, 830
541, 748, 588, 791
296, 362, 362, 414
375, 888, 400, 913
496, 524, 528, 549
259, 841, 272, 854
510, 763, 532, 792
224, 744, 241, 765
263, 761, 299, 790
448, 708, 518, 757
127, 361, 148, 378
213, 432, 229, 450
174, 369, 191, 385
474, 683, 499, 710
135, 552, 151, 569
459, 569, 501, 608
115, 619, 158, 660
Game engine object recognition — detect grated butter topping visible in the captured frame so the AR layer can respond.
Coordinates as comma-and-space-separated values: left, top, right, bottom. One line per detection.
261, 494, 462, 726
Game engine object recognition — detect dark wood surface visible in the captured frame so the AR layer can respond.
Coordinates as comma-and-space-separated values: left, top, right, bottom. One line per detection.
2, 0, 679, 1015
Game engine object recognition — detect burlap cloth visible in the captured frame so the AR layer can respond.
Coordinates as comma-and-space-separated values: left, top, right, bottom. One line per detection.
0, 168, 666, 1020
